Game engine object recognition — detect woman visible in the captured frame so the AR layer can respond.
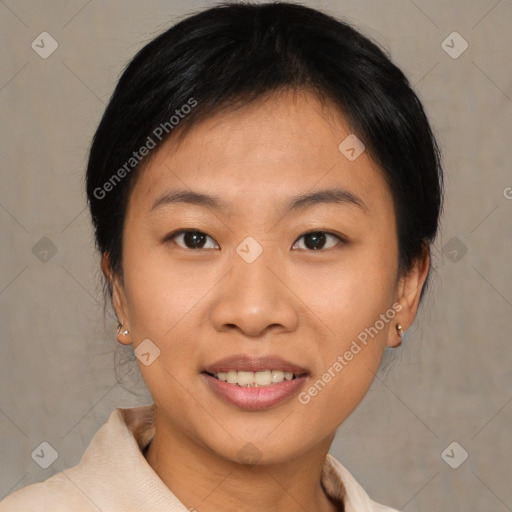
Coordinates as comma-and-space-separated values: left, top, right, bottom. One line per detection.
1, 2, 442, 511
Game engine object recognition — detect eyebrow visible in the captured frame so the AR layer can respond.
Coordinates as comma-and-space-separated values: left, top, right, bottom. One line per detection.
150, 187, 368, 214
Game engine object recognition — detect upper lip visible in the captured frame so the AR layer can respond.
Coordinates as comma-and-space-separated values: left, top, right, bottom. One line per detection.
203, 355, 309, 375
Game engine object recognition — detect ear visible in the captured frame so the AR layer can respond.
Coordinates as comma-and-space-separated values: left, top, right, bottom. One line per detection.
101, 253, 132, 346
388, 245, 430, 348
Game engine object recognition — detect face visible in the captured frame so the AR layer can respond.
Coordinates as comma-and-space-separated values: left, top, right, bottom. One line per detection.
110, 89, 427, 465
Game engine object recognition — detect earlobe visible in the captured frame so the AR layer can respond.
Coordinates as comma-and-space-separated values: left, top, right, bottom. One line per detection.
387, 320, 404, 348
101, 253, 132, 345
387, 246, 430, 348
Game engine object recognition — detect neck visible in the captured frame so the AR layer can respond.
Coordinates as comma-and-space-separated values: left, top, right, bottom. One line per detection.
144, 414, 339, 512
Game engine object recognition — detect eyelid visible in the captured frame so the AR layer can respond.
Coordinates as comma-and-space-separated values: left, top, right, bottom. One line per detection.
291, 230, 347, 250
163, 228, 348, 252
164, 229, 220, 249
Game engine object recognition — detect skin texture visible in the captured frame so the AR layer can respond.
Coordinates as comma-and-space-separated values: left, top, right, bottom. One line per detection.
105, 89, 429, 512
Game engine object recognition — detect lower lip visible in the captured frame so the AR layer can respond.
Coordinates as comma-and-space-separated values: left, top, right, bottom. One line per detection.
202, 373, 307, 411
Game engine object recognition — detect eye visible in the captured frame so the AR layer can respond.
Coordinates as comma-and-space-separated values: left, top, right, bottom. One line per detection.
292, 231, 345, 251
166, 230, 219, 250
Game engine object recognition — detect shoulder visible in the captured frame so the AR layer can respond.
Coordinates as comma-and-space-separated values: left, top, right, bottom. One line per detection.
0, 404, 164, 512
0, 408, 127, 511
0, 470, 96, 512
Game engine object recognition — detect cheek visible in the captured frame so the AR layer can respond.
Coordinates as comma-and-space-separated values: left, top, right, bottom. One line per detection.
294, 246, 398, 347
292, 246, 397, 412
295, 288, 394, 432
122, 243, 215, 340
121, 247, 212, 406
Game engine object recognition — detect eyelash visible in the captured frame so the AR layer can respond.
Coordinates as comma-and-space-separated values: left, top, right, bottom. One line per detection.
164, 229, 347, 251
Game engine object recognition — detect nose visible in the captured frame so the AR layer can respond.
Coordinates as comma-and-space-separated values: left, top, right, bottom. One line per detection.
209, 252, 300, 338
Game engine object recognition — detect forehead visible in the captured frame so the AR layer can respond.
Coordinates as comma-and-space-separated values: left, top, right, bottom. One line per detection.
128, 89, 392, 218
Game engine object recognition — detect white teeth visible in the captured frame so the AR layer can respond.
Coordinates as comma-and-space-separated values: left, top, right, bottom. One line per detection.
226, 371, 238, 384
255, 370, 272, 386
211, 369, 299, 387
271, 370, 284, 383
237, 371, 254, 386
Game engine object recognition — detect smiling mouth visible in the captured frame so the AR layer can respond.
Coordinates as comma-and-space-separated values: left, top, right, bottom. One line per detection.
204, 370, 305, 387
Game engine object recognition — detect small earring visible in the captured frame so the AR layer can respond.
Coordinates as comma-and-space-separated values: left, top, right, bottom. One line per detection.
117, 322, 130, 336
396, 323, 404, 338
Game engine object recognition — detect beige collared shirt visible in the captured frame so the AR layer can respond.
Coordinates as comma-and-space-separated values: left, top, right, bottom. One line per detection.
0, 405, 399, 511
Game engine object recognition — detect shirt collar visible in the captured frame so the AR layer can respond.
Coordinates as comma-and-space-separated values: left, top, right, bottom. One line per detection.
116, 404, 347, 509
65, 405, 392, 512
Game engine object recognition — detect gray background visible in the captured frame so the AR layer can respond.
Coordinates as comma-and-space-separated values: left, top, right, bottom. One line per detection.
1, 0, 511, 510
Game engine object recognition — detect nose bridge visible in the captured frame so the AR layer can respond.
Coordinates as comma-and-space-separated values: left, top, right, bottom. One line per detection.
233, 251, 276, 303
210, 244, 299, 336
231, 233, 280, 299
